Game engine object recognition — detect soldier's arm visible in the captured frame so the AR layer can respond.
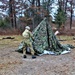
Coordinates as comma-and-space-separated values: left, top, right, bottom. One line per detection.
29, 31, 34, 40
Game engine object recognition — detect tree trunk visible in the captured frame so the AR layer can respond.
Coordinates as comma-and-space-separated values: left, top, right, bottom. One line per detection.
9, 0, 14, 28
13, 0, 17, 28
37, 0, 40, 7
70, 1, 73, 29
32, 0, 35, 6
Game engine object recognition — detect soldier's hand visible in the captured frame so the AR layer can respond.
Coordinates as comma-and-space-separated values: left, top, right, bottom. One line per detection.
32, 39, 34, 41
32, 37, 34, 41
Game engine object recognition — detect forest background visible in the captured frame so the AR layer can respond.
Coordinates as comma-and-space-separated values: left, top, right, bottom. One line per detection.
0, 0, 75, 35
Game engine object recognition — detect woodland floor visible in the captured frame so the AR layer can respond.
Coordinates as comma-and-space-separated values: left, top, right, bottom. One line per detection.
0, 35, 75, 75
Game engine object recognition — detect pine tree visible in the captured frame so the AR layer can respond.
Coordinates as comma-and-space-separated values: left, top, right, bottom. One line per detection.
54, 7, 66, 29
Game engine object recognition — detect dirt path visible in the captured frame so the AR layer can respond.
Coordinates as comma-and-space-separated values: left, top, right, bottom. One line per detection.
0, 46, 75, 75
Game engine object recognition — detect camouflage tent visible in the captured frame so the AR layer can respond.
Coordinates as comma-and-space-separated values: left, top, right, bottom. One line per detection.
32, 18, 74, 55
18, 18, 74, 55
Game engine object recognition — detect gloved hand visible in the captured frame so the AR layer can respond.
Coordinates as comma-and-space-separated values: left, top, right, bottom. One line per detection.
32, 39, 34, 41
32, 37, 34, 41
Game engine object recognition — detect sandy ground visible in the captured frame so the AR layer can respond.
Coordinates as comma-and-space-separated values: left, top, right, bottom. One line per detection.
0, 36, 75, 75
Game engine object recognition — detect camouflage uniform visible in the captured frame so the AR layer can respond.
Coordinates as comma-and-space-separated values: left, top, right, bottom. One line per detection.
22, 29, 35, 56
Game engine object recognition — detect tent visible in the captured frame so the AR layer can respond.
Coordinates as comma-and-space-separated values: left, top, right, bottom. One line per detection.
18, 18, 74, 55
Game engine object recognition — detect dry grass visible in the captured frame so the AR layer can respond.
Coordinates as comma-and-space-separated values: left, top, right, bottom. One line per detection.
57, 35, 75, 46
0, 35, 23, 48
0, 35, 75, 48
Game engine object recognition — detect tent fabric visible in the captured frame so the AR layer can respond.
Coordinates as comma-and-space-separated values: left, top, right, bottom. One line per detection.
32, 18, 74, 55
18, 18, 75, 55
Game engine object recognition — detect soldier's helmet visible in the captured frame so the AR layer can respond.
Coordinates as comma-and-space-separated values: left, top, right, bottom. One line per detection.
25, 26, 30, 30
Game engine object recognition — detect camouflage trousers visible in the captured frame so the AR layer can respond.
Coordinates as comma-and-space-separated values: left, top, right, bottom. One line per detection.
23, 40, 35, 56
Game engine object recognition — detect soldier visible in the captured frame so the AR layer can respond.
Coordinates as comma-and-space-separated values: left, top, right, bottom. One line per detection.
22, 26, 36, 59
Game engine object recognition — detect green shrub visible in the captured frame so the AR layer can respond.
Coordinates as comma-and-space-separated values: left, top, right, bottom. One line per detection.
0, 17, 10, 28
0, 20, 5, 28
54, 7, 66, 29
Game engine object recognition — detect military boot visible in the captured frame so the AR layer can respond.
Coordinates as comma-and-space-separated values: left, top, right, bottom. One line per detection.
23, 55, 27, 58
32, 55, 36, 59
